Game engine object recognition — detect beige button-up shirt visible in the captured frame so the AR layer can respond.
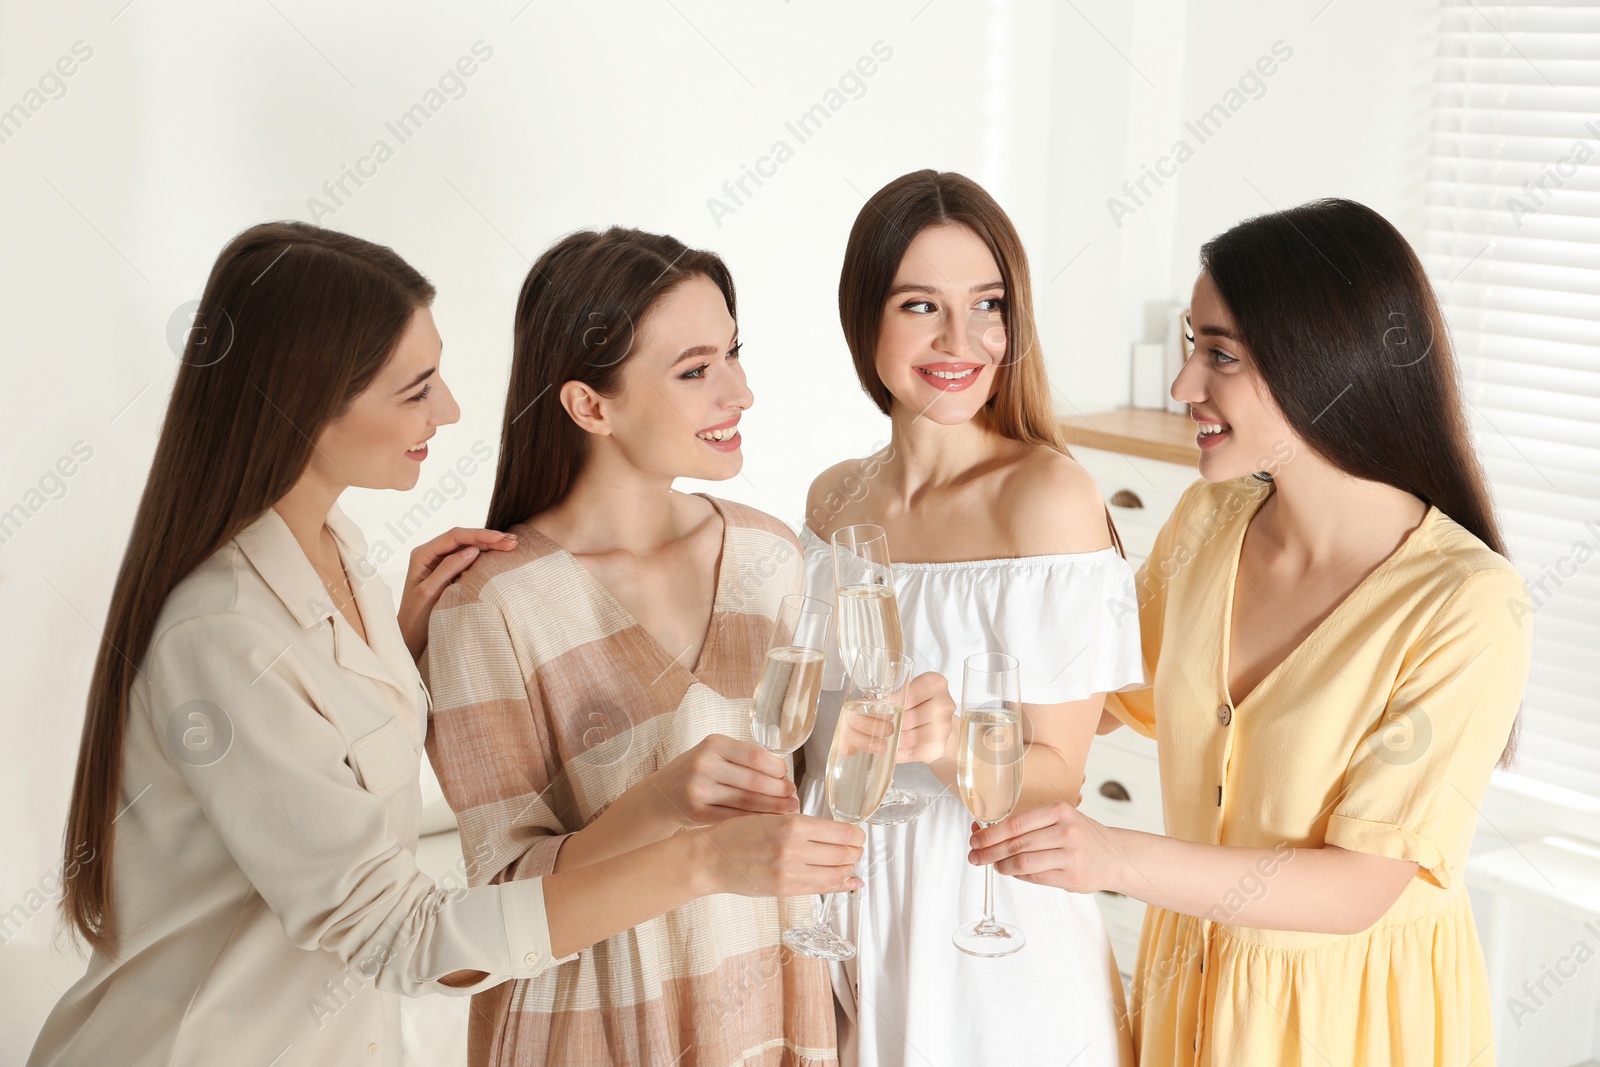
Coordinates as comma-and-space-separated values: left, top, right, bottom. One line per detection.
29, 505, 564, 1067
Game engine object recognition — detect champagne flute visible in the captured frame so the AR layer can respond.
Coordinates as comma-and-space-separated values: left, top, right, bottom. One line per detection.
952, 651, 1026, 957
782, 647, 914, 961
830, 524, 926, 825
750, 594, 831, 758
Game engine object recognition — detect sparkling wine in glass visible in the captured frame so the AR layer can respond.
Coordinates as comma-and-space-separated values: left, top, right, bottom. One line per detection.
830, 524, 925, 825
783, 647, 913, 961
952, 651, 1027, 957
750, 594, 830, 757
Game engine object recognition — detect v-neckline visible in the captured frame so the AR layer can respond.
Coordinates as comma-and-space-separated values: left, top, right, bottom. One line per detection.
526, 493, 732, 681
1219, 483, 1436, 710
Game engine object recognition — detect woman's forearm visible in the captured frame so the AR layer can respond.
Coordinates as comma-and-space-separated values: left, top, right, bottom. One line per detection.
1017, 742, 1084, 810
1019, 698, 1099, 810
550, 789, 676, 873
436, 822, 710, 987
1102, 827, 1415, 935
542, 831, 713, 958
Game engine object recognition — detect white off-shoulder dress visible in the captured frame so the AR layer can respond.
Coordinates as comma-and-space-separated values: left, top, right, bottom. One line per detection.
797, 526, 1145, 1067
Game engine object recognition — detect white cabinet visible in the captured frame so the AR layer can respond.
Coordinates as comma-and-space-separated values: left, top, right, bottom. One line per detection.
1071, 444, 1198, 566
1080, 727, 1164, 979
1069, 442, 1197, 979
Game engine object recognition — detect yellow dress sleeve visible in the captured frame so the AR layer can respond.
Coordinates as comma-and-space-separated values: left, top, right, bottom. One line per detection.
1103, 479, 1208, 738
1323, 566, 1533, 889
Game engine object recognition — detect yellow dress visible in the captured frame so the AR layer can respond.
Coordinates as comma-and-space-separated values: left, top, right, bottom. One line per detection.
1106, 477, 1532, 1067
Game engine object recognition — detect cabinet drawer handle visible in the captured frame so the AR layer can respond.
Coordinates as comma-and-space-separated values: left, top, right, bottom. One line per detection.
1109, 489, 1144, 510
1099, 779, 1131, 802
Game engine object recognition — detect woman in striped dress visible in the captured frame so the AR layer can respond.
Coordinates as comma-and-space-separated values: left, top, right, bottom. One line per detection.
424, 227, 883, 1066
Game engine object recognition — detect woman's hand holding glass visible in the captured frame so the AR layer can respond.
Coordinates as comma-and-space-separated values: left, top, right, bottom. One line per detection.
698, 814, 865, 898
967, 800, 1118, 894
894, 670, 957, 765
603, 594, 849, 898
783, 646, 915, 960
830, 523, 926, 824
630, 734, 800, 833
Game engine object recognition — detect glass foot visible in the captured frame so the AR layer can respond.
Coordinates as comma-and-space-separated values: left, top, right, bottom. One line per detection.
783, 924, 857, 961
866, 786, 927, 825
952, 918, 1025, 958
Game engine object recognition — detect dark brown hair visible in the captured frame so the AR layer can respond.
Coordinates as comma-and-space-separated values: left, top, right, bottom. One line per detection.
1200, 197, 1517, 764
63, 221, 435, 953
487, 227, 736, 530
838, 169, 1121, 553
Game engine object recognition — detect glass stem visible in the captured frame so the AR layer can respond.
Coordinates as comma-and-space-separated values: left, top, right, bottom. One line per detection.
980, 820, 996, 929
820, 821, 866, 931
817, 887, 840, 930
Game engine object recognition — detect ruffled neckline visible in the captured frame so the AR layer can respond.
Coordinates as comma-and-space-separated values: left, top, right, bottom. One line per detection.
798, 524, 1124, 572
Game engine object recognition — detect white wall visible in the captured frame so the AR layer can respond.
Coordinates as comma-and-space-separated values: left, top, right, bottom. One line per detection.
1168, 0, 1437, 276
0, 0, 1436, 953
1, 0, 1135, 949
13, 0, 1549, 1060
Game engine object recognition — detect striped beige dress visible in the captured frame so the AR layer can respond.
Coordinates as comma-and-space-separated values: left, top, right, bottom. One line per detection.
423, 495, 838, 1067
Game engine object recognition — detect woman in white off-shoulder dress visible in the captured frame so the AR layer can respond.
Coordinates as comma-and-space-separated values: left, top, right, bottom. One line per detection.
796, 170, 1144, 1066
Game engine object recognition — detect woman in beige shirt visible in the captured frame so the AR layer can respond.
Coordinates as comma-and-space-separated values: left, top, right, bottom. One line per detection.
31, 222, 863, 1067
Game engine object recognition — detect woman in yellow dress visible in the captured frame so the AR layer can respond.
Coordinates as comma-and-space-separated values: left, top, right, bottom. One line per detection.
968, 198, 1533, 1066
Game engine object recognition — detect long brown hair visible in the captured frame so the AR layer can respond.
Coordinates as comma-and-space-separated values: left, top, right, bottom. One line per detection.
1200, 197, 1517, 764
487, 227, 736, 530
838, 169, 1122, 554
63, 221, 435, 953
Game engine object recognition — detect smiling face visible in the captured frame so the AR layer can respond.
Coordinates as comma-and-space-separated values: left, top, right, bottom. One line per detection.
311, 304, 460, 491
1172, 271, 1300, 482
598, 273, 751, 481
874, 224, 1008, 424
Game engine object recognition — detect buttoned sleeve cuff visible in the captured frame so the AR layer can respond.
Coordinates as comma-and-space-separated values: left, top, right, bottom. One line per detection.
415, 878, 577, 997
498, 877, 579, 978
1323, 813, 1450, 889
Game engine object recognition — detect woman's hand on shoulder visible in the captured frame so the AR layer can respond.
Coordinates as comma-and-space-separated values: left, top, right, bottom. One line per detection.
1000, 449, 1113, 556
397, 527, 519, 660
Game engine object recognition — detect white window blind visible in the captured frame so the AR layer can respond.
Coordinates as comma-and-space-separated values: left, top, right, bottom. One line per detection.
1424, 0, 1600, 801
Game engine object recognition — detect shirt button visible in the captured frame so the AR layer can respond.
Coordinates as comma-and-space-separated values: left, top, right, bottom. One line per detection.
524, 952, 540, 966
1217, 703, 1232, 726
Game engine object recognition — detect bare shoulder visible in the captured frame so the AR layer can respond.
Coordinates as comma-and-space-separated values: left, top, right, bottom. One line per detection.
804, 454, 890, 540
997, 446, 1112, 555
805, 459, 859, 513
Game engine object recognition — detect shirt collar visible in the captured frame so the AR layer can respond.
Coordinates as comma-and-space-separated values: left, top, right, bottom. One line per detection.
233, 502, 423, 734
234, 504, 349, 629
